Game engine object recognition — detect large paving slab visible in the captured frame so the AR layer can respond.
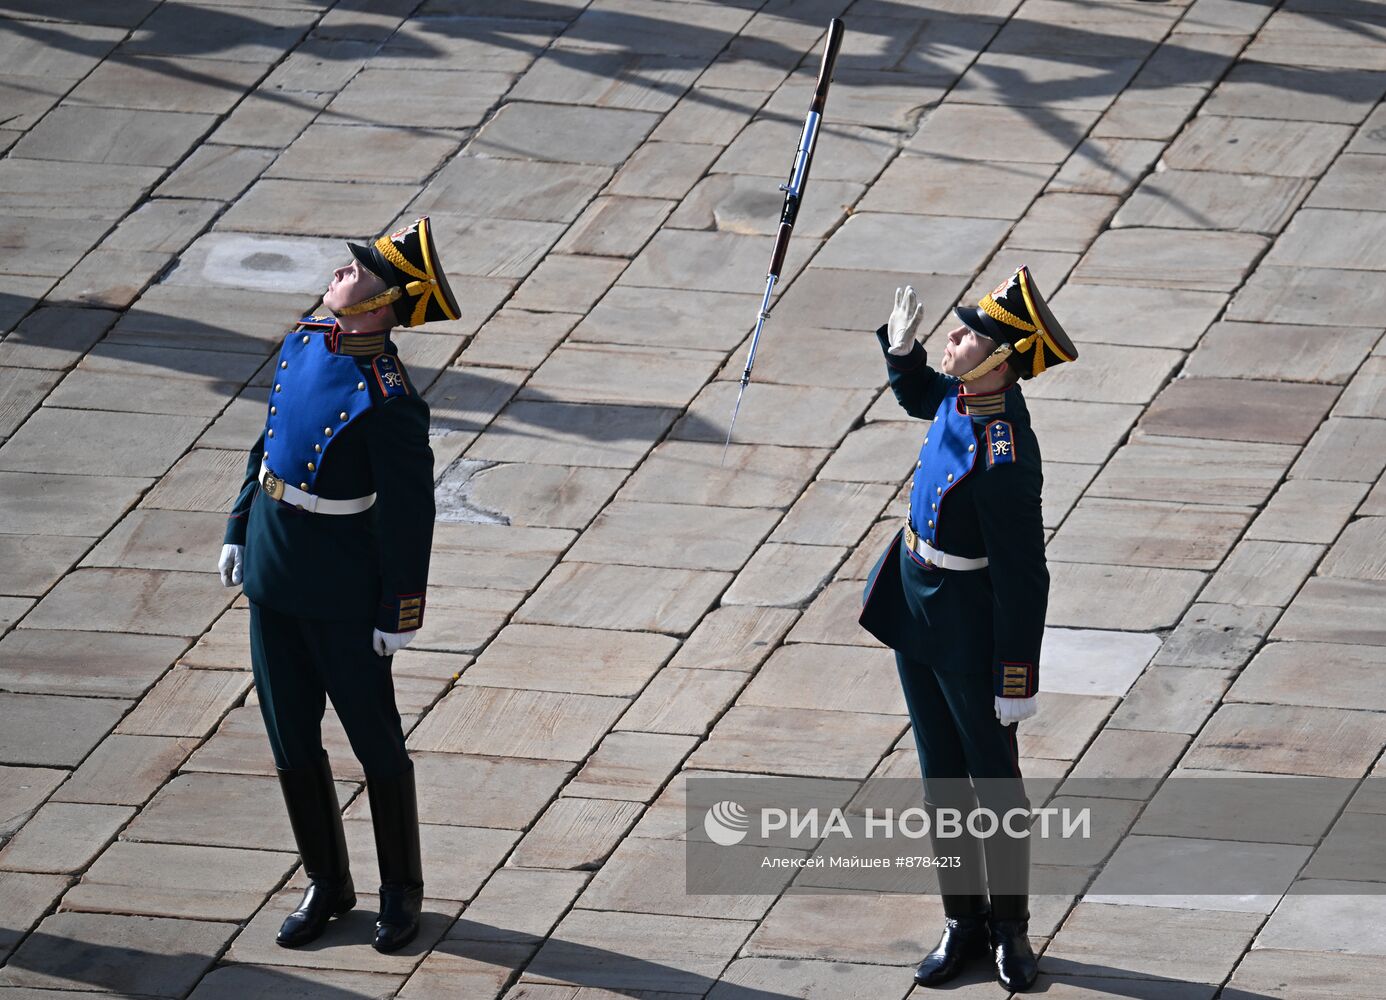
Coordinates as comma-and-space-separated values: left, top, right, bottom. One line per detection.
526, 909, 755, 994
408, 685, 627, 762
412, 156, 612, 224
437, 460, 624, 531
52, 734, 198, 808
0, 870, 67, 964
1071, 228, 1269, 292
1186, 703, 1386, 778
1042, 903, 1263, 985
1255, 882, 1386, 956
1046, 561, 1206, 631
566, 500, 780, 572
737, 644, 903, 716
521, 342, 722, 408
12, 106, 218, 169
616, 665, 747, 736
688, 705, 904, 780
621, 440, 828, 509
1047, 283, 1227, 349
1203, 61, 1386, 124
115, 667, 249, 739
675, 382, 875, 449
1230, 264, 1386, 327
0, 911, 237, 997
1115, 169, 1312, 233
0, 692, 131, 768
65, 840, 294, 921
67, 56, 273, 115
124, 771, 349, 852
1225, 949, 1386, 1000
0, 765, 66, 840
0, 406, 205, 477
464, 624, 676, 698
745, 891, 950, 967
516, 562, 731, 636
620, 227, 819, 292
813, 212, 1010, 276
0, 800, 134, 874
0, 629, 186, 699
507, 794, 643, 871
1184, 321, 1381, 384
1274, 577, 1386, 646
1040, 628, 1162, 698
1048, 497, 1253, 570
1089, 434, 1298, 507
1162, 116, 1353, 176
189, 966, 406, 1000
22, 567, 230, 636
466, 400, 677, 469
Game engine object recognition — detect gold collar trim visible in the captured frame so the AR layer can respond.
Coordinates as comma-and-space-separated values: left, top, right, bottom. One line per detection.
331, 331, 388, 356
959, 388, 1008, 416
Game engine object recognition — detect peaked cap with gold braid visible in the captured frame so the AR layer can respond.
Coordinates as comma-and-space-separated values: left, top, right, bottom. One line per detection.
954, 265, 1078, 381
342, 216, 460, 328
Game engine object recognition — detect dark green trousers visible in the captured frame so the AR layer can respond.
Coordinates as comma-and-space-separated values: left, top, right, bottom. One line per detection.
249, 601, 411, 779
895, 650, 1031, 916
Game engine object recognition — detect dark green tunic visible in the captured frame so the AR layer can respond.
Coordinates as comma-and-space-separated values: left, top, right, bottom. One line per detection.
858, 327, 1048, 700
223, 320, 434, 777
224, 326, 434, 634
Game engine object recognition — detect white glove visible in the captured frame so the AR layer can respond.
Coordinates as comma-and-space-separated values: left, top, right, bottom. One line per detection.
372, 629, 416, 657
887, 285, 923, 355
995, 695, 1038, 725
218, 544, 244, 587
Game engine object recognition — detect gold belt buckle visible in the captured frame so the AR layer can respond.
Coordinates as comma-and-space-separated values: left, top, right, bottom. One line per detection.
262, 470, 285, 502
904, 523, 937, 569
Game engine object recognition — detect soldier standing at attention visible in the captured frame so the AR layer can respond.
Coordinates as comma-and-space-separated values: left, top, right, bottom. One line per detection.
217, 217, 457, 953
858, 266, 1078, 992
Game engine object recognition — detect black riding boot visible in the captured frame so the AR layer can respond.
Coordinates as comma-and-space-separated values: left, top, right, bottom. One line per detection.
368, 766, 424, 953
915, 895, 991, 986
916, 780, 990, 987
275, 754, 356, 947
986, 830, 1038, 991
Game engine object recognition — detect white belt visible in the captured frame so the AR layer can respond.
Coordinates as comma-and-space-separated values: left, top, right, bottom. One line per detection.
904, 522, 989, 571
259, 463, 375, 515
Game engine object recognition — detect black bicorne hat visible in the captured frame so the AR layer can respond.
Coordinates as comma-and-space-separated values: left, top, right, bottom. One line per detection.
343, 216, 459, 328
954, 266, 1078, 379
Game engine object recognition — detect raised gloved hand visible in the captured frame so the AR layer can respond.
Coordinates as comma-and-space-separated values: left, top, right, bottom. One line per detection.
888, 284, 924, 355
218, 544, 244, 588
372, 629, 416, 657
995, 695, 1038, 725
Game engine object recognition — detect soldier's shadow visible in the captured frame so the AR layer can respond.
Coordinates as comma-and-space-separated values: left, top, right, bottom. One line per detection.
434, 919, 1285, 999
0, 920, 1288, 999
2, 299, 724, 446
1028, 956, 1274, 998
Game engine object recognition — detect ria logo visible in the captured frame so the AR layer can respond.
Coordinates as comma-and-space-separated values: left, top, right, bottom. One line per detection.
703, 800, 750, 846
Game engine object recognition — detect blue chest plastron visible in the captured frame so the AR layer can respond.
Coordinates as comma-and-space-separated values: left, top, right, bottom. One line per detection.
262, 333, 374, 492
908, 387, 980, 548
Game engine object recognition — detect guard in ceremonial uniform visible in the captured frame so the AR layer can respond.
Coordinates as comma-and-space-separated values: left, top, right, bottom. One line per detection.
217, 217, 458, 953
859, 266, 1078, 992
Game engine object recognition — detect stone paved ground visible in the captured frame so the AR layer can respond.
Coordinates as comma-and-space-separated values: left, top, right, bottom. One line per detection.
1, 0, 1385, 996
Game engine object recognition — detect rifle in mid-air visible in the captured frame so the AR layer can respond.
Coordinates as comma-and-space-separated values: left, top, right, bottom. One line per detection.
723, 17, 845, 460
